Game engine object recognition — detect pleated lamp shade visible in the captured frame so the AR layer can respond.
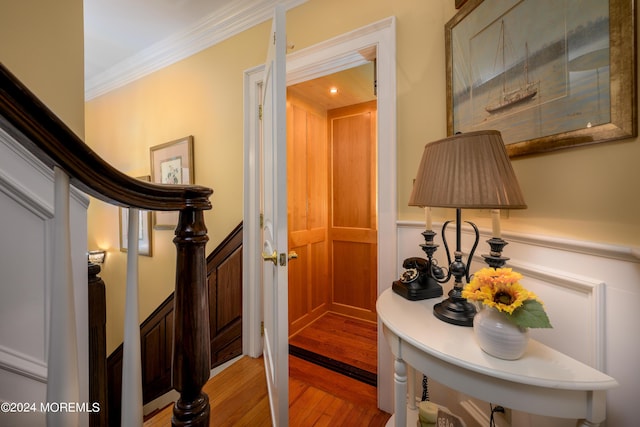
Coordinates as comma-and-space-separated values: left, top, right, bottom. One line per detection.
408, 130, 527, 209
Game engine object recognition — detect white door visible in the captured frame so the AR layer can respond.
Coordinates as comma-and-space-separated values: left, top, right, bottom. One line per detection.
261, 5, 289, 426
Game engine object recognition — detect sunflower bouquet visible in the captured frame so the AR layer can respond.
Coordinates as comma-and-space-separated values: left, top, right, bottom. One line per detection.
462, 267, 552, 329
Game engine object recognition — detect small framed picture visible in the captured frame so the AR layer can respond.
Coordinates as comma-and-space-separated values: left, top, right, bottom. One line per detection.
150, 136, 194, 229
119, 176, 153, 256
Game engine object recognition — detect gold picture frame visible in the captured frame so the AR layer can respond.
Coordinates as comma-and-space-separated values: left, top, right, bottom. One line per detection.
119, 176, 153, 256
150, 136, 194, 229
446, 0, 636, 157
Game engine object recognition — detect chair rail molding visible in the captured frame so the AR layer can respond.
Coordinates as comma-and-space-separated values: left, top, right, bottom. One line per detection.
397, 220, 639, 264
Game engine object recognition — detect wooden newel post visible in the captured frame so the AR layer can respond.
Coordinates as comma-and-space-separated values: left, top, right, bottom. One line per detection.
88, 263, 108, 427
172, 208, 211, 427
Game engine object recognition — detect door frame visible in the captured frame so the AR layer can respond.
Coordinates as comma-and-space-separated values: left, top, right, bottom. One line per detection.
243, 16, 397, 412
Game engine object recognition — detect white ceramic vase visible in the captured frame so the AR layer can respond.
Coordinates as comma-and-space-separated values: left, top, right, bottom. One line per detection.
473, 306, 529, 360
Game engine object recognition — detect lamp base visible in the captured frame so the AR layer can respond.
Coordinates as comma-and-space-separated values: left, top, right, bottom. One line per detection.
392, 277, 443, 301
433, 297, 477, 326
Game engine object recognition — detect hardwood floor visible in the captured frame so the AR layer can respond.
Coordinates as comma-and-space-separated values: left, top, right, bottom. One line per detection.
144, 313, 389, 426
289, 312, 377, 376
289, 312, 388, 426
143, 356, 271, 427
289, 356, 388, 426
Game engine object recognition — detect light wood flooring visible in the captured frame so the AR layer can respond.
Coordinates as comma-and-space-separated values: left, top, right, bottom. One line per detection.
144, 312, 389, 426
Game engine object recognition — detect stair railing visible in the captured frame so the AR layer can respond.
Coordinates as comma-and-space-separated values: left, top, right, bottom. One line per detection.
0, 63, 213, 427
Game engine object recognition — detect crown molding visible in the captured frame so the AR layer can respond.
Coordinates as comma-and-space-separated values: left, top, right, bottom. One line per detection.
85, 0, 307, 100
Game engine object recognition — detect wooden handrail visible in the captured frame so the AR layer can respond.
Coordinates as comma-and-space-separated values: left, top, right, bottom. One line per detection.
1, 62, 213, 426
0, 64, 212, 210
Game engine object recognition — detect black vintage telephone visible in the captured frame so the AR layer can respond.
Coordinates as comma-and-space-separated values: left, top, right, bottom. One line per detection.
392, 256, 444, 300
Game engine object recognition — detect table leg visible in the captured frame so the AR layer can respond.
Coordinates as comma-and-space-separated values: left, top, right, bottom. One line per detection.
394, 357, 407, 427
407, 365, 416, 410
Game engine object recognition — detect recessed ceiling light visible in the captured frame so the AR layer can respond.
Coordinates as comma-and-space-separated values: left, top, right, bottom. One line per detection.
330, 87, 338, 94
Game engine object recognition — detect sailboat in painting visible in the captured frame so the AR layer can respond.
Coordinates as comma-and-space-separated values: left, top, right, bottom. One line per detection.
486, 19, 538, 113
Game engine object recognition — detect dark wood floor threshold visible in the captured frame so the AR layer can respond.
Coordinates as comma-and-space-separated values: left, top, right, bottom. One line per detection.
289, 344, 377, 387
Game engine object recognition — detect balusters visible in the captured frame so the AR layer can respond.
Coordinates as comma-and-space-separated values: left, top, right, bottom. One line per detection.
47, 167, 80, 427
121, 208, 143, 426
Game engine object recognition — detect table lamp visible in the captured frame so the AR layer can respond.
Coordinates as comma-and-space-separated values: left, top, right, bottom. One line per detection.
408, 130, 527, 326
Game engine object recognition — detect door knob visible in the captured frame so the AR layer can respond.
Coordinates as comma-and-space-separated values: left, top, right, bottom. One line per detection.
262, 250, 277, 265
288, 251, 298, 260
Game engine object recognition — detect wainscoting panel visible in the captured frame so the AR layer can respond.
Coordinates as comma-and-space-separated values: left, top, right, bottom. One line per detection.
507, 259, 605, 369
396, 221, 640, 426
208, 223, 243, 367
141, 296, 174, 403
0, 130, 89, 425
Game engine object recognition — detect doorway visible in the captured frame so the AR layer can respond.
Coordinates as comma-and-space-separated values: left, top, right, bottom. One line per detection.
242, 16, 397, 413
287, 63, 378, 333
286, 64, 379, 408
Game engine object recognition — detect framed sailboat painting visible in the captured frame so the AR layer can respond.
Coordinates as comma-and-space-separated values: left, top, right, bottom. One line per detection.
446, 0, 636, 157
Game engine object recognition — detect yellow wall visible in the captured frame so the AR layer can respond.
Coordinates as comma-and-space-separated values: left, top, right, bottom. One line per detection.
85, 0, 640, 353
0, 0, 85, 137
86, 21, 273, 352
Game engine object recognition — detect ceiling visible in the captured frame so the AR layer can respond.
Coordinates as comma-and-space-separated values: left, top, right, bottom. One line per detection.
84, 0, 233, 82
83, 0, 376, 108
83, 0, 306, 99
288, 63, 376, 110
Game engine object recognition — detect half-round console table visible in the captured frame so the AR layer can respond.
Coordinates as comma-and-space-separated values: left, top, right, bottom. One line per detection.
377, 288, 617, 427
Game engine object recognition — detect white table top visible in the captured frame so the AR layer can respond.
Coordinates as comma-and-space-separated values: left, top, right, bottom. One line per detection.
377, 288, 617, 391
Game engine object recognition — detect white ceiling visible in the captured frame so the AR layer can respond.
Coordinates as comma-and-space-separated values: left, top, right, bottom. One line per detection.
83, 0, 306, 99
84, 0, 229, 81
82, 0, 376, 109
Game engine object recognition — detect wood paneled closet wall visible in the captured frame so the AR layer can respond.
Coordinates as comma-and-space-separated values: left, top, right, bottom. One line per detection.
287, 92, 377, 336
